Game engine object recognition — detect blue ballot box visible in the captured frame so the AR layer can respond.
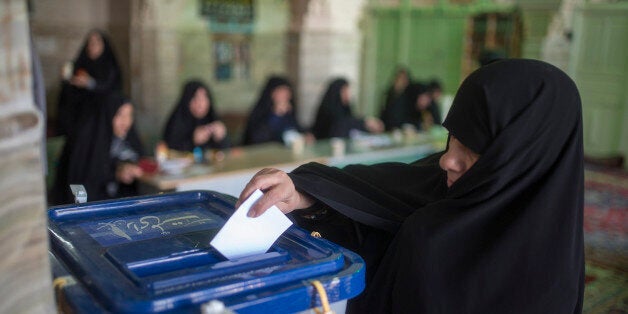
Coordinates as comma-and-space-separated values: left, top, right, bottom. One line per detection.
48, 191, 365, 313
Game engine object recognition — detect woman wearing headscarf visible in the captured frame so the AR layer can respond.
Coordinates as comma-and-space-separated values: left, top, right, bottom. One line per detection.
50, 93, 144, 205
237, 59, 584, 313
56, 29, 122, 138
380, 66, 412, 130
242, 76, 312, 145
311, 78, 384, 139
402, 82, 442, 131
163, 80, 228, 152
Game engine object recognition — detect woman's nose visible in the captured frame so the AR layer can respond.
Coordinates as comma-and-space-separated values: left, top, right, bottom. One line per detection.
439, 151, 463, 173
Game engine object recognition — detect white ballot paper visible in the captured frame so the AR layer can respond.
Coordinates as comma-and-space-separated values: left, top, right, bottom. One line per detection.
210, 189, 293, 260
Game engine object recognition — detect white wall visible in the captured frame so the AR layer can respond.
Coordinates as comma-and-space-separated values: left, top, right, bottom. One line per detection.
299, 0, 367, 127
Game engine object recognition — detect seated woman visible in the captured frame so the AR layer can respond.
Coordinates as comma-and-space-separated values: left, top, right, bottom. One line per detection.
56, 29, 122, 138
50, 93, 144, 205
163, 80, 228, 152
379, 66, 412, 130
237, 59, 584, 313
242, 76, 313, 145
402, 82, 442, 131
311, 78, 384, 139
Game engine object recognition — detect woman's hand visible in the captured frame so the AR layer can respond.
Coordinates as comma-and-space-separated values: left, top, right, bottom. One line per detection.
303, 132, 316, 144
237, 168, 315, 218
116, 163, 143, 184
365, 117, 385, 134
193, 125, 212, 145
208, 121, 227, 142
69, 72, 93, 89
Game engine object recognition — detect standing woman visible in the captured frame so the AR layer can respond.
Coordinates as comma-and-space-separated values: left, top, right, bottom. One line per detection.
238, 59, 584, 313
242, 76, 312, 145
50, 93, 144, 205
56, 29, 122, 137
163, 80, 229, 152
311, 78, 383, 139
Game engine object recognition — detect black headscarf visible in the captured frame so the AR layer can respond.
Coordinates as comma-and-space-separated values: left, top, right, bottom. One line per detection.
289, 59, 584, 313
50, 93, 144, 205
56, 29, 122, 137
311, 78, 365, 139
163, 80, 228, 151
242, 76, 301, 145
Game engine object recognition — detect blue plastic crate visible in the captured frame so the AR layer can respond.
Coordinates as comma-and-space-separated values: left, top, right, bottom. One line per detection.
48, 190, 365, 313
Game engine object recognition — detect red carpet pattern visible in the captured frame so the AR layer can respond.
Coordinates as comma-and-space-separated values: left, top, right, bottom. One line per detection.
583, 165, 628, 313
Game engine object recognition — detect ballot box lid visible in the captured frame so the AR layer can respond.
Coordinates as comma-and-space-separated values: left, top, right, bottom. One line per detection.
48, 191, 365, 313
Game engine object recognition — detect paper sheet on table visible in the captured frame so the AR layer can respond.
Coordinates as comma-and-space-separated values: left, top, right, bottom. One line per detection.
210, 189, 292, 260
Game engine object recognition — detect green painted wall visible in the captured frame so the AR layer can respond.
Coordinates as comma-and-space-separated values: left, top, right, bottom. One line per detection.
360, 1, 518, 117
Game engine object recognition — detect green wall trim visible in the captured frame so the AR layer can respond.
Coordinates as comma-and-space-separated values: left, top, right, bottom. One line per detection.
368, 2, 515, 17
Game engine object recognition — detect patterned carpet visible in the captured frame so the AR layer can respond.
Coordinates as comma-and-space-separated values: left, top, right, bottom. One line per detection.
583, 165, 628, 313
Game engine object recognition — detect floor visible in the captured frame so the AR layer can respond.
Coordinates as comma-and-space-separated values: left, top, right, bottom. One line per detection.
582, 164, 627, 313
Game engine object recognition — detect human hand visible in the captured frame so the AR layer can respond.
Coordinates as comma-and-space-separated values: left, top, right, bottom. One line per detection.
69, 69, 93, 88
208, 121, 227, 142
70, 73, 92, 88
365, 117, 384, 133
116, 163, 144, 184
237, 168, 315, 218
304, 132, 316, 144
193, 125, 212, 145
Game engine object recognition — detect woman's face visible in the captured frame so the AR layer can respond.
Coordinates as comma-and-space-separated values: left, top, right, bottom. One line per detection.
87, 33, 104, 60
190, 88, 210, 119
431, 88, 442, 102
271, 85, 292, 116
439, 135, 480, 188
340, 85, 351, 105
416, 93, 432, 110
113, 103, 134, 138
394, 71, 409, 91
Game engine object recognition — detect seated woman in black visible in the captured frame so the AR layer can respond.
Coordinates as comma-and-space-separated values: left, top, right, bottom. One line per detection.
311, 78, 384, 139
403, 82, 442, 131
163, 80, 228, 152
237, 59, 584, 313
242, 76, 313, 145
56, 29, 122, 138
50, 94, 144, 205
379, 66, 412, 130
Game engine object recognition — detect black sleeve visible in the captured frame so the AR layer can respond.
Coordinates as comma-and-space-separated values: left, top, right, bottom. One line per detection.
163, 116, 195, 152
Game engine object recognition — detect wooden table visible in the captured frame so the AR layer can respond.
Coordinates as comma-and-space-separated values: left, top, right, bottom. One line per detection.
139, 131, 446, 197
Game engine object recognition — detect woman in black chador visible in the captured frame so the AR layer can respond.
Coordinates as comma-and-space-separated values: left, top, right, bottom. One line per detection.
242, 76, 311, 145
380, 67, 412, 130
56, 29, 122, 138
163, 80, 228, 152
50, 94, 144, 205
311, 78, 383, 139
403, 82, 441, 131
238, 59, 584, 313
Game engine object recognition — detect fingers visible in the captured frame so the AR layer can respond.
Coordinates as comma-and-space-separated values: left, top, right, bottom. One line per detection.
132, 165, 144, 178
236, 168, 280, 207
208, 122, 227, 141
235, 168, 295, 217
249, 185, 289, 218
